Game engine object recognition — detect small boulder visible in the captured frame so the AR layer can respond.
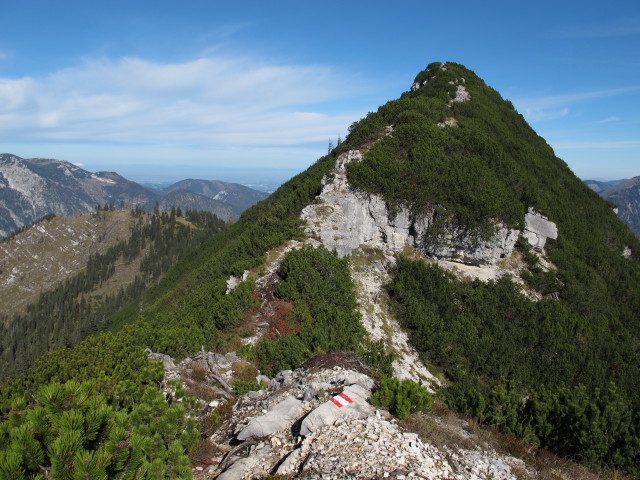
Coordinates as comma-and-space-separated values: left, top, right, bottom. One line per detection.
300, 384, 374, 436
302, 387, 318, 402
145, 349, 176, 370
237, 396, 304, 441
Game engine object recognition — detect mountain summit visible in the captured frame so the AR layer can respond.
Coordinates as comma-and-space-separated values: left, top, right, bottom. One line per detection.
1, 63, 639, 478
160, 179, 268, 219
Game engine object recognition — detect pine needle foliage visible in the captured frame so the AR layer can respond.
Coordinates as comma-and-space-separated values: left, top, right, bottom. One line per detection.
252, 245, 366, 376
370, 377, 433, 419
0, 380, 197, 479
390, 256, 640, 474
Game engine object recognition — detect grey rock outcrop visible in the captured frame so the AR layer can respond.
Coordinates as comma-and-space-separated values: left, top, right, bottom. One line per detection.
216, 445, 273, 480
449, 84, 471, 104
301, 150, 520, 266
422, 224, 520, 266
225, 270, 249, 294
522, 208, 558, 251
237, 396, 304, 441
299, 384, 374, 436
199, 363, 532, 480
145, 349, 176, 369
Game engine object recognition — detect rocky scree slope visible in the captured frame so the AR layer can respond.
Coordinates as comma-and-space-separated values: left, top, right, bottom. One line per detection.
152, 350, 608, 480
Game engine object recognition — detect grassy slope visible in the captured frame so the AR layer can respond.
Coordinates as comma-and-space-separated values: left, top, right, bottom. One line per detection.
0, 210, 142, 316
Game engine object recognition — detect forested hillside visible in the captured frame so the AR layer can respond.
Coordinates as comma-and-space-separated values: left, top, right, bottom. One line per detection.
1, 209, 144, 316
0, 206, 226, 379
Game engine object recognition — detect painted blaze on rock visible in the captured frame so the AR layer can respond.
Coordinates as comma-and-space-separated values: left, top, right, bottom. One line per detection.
299, 384, 374, 436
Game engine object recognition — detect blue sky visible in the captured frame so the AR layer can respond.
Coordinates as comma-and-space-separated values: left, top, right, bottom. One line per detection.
1, 0, 639, 182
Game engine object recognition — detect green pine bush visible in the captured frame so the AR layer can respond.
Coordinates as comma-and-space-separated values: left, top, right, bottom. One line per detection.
0, 380, 197, 479
370, 377, 433, 419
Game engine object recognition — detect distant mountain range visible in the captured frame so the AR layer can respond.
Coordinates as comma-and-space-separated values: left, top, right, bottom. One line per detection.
0, 153, 269, 238
585, 176, 640, 238
158, 178, 268, 219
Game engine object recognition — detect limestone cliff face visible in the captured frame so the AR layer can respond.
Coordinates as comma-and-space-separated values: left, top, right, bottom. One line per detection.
301, 150, 414, 258
422, 224, 520, 266
301, 149, 524, 266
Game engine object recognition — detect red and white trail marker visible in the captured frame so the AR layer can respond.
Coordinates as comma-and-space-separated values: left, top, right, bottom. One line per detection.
329, 392, 353, 408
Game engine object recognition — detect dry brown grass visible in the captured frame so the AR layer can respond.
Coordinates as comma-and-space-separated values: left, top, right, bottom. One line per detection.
0, 209, 140, 316
200, 400, 234, 437
189, 438, 224, 467
184, 381, 217, 403
232, 360, 259, 383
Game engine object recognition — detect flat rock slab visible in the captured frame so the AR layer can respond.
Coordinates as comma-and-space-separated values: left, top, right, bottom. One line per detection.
300, 384, 373, 436
237, 396, 304, 441
525, 211, 558, 240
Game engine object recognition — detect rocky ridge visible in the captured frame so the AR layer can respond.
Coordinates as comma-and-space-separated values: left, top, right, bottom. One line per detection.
154, 351, 535, 480
298, 148, 557, 380
178, 143, 569, 478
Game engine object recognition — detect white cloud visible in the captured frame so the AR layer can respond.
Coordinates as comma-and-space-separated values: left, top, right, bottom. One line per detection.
596, 116, 621, 123
0, 77, 36, 111
553, 140, 640, 149
0, 55, 366, 166
513, 87, 639, 122
523, 107, 569, 122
